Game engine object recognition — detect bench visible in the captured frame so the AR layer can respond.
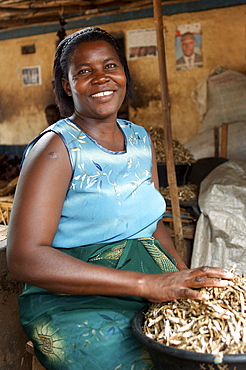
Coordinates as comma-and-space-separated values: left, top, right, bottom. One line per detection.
26, 341, 46, 370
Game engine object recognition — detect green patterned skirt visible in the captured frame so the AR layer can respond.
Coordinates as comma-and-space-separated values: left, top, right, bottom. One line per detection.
19, 238, 177, 370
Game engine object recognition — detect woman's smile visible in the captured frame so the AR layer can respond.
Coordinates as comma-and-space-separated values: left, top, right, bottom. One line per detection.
91, 90, 114, 98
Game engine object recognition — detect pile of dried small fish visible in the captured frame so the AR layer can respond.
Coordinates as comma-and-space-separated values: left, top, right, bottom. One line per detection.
143, 274, 246, 355
159, 184, 199, 202
149, 127, 196, 165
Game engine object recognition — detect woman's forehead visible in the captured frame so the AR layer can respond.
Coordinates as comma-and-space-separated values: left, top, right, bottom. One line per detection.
70, 40, 120, 63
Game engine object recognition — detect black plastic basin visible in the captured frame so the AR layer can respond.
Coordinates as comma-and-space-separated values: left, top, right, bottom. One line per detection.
131, 305, 246, 370
157, 163, 191, 188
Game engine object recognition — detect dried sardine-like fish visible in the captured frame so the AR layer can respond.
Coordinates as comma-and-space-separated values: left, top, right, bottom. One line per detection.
159, 184, 199, 202
143, 274, 246, 355
149, 127, 196, 165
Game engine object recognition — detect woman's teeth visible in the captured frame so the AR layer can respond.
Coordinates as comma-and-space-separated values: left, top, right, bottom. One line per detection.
92, 91, 113, 97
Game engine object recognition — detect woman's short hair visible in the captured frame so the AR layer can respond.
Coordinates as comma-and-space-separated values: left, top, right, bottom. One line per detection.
54, 27, 133, 117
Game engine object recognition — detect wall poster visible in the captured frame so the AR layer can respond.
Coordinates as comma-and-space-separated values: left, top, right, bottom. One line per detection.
22, 66, 41, 86
126, 28, 157, 60
175, 23, 203, 71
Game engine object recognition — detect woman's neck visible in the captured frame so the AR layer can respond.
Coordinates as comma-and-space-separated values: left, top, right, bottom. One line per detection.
70, 114, 125, 152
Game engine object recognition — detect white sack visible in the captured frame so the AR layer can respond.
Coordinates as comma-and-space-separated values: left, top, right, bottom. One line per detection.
190, 160, 246, 274
183, 120, 246, 161
191, 66, 246, 133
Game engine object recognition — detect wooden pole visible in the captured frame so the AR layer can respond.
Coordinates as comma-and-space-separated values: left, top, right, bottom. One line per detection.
153, 0, 184, 257
214, 126, 220, 158
220, 123, 228, 158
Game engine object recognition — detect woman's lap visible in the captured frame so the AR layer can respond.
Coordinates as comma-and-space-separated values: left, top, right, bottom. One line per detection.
19, 239, 177, 369
24, 304, 154, 370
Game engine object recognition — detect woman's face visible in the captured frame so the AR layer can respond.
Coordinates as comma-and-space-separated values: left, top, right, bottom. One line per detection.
63, 40, 127, 121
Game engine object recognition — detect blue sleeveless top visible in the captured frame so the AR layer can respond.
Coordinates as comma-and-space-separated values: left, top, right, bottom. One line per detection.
24, 118, 166, 248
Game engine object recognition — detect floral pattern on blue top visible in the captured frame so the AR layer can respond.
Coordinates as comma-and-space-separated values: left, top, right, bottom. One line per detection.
24, 118, 166, 248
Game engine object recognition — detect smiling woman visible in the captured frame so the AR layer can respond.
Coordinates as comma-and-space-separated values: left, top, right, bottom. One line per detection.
61, 39, 127, 147
6, 27, 233, 370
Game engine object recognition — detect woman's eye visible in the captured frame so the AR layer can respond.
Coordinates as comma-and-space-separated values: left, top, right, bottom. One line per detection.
79, 68, 91, 75
105, 63, 117, 69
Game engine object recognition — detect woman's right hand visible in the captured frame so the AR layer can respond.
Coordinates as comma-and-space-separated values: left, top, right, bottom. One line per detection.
140, 266, 233, 302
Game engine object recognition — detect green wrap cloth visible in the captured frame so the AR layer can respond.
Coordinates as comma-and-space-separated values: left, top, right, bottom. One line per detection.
19, 238, 177, 370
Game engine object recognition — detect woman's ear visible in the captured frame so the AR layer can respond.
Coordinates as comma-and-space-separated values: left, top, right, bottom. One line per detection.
62, 78, 72, 96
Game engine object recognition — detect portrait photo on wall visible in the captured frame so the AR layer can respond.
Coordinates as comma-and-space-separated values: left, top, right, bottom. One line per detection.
175, 23, 203, 71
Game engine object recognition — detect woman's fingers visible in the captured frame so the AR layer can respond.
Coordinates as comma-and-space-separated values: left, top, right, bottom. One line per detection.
190, 266, 233, 280
183, 266, 233, 291
179, 287, 208, 301
144, 266, 234, 303
192, 275, 232, 287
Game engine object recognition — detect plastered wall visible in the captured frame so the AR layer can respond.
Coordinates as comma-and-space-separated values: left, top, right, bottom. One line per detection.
0, 4, 245, 145
0, 35, 57, 144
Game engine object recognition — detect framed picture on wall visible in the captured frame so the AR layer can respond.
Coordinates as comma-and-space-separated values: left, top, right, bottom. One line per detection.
175, 23, 203, 71
22, 66, 42, 86
126, 28, 157, 60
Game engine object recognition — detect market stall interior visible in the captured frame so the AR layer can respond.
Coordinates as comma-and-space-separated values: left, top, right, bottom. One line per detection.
0, 0, 245, 265
1, 1, 246, 370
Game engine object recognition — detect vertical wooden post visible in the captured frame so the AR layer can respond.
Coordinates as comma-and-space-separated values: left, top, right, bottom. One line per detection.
214, 126, 220, 158
220, 123, 228, 158
153, 0, 184, 258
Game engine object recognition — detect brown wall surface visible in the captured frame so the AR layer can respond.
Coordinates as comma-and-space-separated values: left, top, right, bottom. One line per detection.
0, 5, 245, 146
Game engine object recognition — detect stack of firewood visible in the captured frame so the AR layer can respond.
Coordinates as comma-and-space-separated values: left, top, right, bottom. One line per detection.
0, 154, 21, 224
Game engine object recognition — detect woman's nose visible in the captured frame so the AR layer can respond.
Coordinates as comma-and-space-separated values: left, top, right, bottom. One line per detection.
92, 70, 109, 84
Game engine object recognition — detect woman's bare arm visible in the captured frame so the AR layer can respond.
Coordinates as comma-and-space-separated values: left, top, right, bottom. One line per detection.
6, 132, 151, 296
7, 132, 233, 302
